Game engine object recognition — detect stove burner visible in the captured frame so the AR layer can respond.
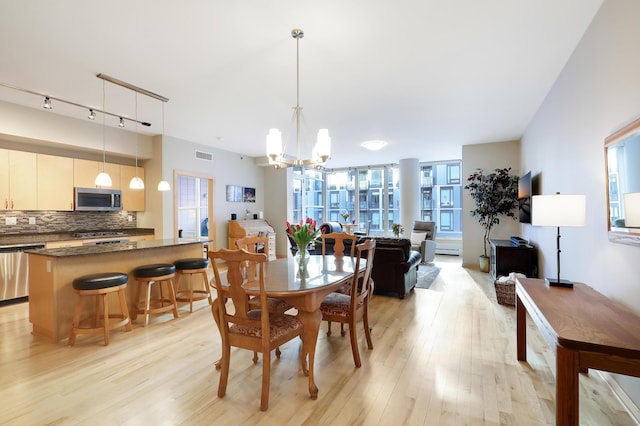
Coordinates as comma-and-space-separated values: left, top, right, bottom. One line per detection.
73, 231, 127, 238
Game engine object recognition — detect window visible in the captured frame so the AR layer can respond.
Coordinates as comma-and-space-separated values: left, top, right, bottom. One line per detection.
440, 186, 453, 207
293, 167, 324, 224
447, 163, 461, 184
329, 191, 339, 208
325, 165, 397, 236
177, 175, 210, 238
420, 160, 462, 239
440, 210, 453, 231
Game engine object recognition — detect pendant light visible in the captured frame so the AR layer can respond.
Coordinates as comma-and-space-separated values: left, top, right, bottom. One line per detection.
157, 101, 171, 191
129, 92, 144, 189
266, 28, 331, 169
95, 80, 112, 187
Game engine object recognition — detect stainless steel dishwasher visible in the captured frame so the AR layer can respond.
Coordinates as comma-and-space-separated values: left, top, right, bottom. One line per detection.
0, 242, 45, 303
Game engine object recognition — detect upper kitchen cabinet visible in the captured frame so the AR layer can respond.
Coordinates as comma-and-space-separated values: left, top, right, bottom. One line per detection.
38, 154, 74, 211
120, 164, 145, 211
73, 158, 99, 188
73, 159, 121, 190
0, 149, 37, 210
0, 149, 8, 209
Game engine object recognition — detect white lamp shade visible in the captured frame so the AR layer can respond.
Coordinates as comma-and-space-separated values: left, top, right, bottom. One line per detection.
157, 180, 171, 191
266, 128, 282, 158
315, 129, 331, 158
129, 176, 145, 190
623, 192, 640, 227
95, 172, 112, 187
532, 194, 586, 227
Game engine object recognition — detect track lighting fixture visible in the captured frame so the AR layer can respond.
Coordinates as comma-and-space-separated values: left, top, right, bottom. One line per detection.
88, 109, 96, 120
118, 117, 125, 127
0, 80, 160, 127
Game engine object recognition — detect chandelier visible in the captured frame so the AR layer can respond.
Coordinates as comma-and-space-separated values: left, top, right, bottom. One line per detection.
266, 29, 331, 169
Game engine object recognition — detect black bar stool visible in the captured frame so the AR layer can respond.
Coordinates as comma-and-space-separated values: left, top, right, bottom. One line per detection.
69, 272, 132, 346
131, 263, 179, 326
174, 258, 212, 312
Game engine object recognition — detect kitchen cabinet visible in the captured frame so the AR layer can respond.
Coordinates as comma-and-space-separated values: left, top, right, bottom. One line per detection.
45, 240, 84, 249
73, 159, 99, 188
120, 165, 145, 211
73, 159, 121, 190
37, 154, 74, 211
0, 149, 8, 208
0, 149, 37, 210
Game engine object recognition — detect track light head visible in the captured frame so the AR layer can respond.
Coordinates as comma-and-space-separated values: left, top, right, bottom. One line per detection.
43, 97, 52, 109
118, 117, 125, 127
88, 109, 96, 120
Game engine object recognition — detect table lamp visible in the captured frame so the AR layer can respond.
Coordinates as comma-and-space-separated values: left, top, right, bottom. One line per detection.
532, 193, 586, 287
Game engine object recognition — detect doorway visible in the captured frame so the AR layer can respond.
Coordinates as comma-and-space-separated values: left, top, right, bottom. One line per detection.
175, 172, 215, 246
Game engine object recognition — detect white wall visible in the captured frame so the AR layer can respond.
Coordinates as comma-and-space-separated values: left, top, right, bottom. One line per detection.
263, 166, 290, 257
156, 135, 266, 249
462, 140, 521, 266
0, 100, 152, 159
520, 0, 640, 407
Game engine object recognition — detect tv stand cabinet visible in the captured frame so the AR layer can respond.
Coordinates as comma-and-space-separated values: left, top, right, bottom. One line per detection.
489, 239, 538, 280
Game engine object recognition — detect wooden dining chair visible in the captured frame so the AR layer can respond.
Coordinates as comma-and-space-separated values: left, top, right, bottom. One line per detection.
320, 232, 358, 335
320, 232, 357, 260
235, 235, 291, 314
209, 248, 303, 411
319, 238, 376, 368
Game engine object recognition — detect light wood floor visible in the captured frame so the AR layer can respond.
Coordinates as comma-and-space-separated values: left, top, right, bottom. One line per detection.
0, 256, 636, 425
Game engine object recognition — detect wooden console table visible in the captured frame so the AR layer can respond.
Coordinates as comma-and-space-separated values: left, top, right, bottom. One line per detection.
516, 277, 640, 425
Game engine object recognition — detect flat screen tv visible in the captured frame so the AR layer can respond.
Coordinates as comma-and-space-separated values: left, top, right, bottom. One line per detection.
518, 171, 532, 223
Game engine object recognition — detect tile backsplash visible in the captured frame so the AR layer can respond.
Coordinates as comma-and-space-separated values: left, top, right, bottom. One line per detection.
0, 211, 137, 235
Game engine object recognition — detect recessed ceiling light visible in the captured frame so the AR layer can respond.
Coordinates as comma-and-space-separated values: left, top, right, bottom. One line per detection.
361, 140, 388, 151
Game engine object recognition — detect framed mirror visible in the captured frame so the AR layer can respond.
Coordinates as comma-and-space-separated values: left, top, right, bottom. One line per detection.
605, 117, 640, 247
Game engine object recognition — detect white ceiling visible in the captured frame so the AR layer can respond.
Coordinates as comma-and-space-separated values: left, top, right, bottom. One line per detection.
0, 0, 602, 168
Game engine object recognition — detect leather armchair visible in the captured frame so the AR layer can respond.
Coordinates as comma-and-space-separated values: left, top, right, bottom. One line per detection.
370, 237, 421, 299
410, 221, 436, 264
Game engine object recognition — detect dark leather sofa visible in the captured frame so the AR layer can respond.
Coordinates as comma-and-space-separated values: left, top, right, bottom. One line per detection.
369, 237, 421, 299
311, 222, 420, 299
310, 222, 362, 255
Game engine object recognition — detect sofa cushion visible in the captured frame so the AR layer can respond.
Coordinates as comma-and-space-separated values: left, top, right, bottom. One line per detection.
372, 237, 412, 258
410, 231, 427, 246
319, 222, 343, 234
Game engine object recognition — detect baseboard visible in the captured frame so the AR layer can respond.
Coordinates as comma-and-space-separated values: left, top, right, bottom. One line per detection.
435, 248, 461, 255
435, 239, 462, 256
597, 371, 640, 424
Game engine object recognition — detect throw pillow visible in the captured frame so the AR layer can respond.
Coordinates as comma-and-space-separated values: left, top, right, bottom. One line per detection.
410, 231, 427, 246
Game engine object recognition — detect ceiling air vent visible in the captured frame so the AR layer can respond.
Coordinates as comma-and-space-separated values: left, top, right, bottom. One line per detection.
195, 150, 213, 161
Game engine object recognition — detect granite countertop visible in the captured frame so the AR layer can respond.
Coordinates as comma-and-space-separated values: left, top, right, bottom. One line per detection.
27, 237, 211, 258
0, 228, 155, 246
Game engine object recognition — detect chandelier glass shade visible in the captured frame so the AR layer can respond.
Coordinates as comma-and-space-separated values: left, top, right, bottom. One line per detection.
266, 28, 331, 169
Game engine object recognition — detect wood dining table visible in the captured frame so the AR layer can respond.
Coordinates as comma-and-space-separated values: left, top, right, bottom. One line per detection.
243, 254, 363, 400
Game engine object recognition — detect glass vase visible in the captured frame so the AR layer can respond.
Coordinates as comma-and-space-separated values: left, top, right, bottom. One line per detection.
295, 244, 309, 275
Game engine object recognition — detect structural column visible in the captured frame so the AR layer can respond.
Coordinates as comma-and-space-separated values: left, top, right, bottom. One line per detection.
399, 158, 420, 234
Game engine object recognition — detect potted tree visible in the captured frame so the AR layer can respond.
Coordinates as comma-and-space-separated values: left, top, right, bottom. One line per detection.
465, 168, 519, 272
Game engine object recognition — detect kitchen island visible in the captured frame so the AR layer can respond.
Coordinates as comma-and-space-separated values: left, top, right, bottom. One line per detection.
27, 238, 210, 343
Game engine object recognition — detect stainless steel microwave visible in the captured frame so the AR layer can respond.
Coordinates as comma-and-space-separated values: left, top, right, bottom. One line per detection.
74, 187, 122, 211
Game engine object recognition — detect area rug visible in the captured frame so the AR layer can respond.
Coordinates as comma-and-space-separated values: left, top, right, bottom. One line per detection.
415, 264, 440, 289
